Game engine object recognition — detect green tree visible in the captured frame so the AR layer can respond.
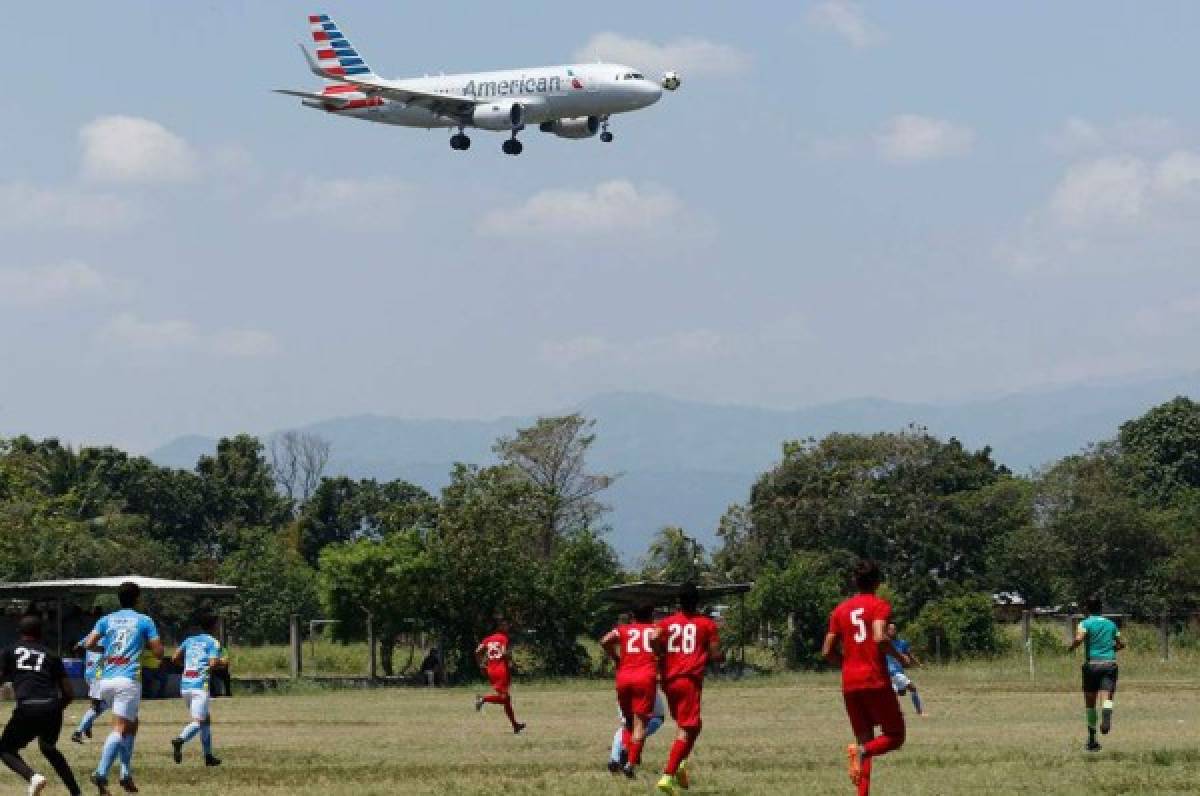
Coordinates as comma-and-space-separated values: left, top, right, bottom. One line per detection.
642, 526, 708, 583
219, 528, 320, 644
1118, 396, 1200, 506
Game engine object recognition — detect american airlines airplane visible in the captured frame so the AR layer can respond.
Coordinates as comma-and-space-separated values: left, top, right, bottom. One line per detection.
276, 14, 681, 155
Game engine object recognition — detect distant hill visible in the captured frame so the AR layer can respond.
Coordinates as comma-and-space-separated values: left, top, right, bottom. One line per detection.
148, 372, 1200, 560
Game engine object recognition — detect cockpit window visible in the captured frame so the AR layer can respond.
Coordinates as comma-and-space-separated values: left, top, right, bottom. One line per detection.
631, 73, 644, 79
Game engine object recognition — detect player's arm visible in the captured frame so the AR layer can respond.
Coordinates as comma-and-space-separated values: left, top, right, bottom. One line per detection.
600, 629, 621, 663
821, 632, 842, 666
171, 646, 185, 667
1067, 625, 1086, 654
82, 630, 103, 654
474, 643, 486, 669
148, 637, 165, 660
707, 622, 725, 664
874, 619, 912, 667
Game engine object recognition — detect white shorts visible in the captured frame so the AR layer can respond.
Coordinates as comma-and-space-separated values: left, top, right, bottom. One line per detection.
96, 677, 141, 720
87, 680, 104, 702
182, 689, 210, 721
891, 673, 913, 693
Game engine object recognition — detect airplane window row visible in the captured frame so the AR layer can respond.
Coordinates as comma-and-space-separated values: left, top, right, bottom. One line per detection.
621, 73, 646, 80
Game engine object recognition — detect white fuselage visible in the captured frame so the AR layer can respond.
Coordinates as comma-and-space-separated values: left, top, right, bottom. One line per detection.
308, 63, 662, 128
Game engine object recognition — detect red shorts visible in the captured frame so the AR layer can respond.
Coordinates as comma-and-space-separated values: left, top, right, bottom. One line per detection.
663, 676, 704, 730
488, 668, 511, 695
842, 686, 904, 740
616, 671, 658, 719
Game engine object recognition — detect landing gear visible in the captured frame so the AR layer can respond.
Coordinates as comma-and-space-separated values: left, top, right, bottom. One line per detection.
502, 135, 524, 156
600, 117, 614, 143
450, 129, 471, 151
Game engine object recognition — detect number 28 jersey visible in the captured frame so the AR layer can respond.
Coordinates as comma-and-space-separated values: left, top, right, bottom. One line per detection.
656, 611, 718, 682
828, 594, 892, 692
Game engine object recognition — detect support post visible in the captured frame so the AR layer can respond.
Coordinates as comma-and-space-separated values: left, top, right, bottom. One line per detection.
55, 598, 64, 656
1023, 611, 1034, 682
367, 611, 377, 683
1064, 614, 1075, 643
289, 614, 302, 680
1160, 612, 1170, 661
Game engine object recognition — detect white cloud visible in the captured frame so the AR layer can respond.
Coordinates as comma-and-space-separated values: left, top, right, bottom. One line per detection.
1049, 156, 1149, 226
1048, 116, 1185, 156
266, 176, 411, 221
574, 33, 749, 77
876, 115, 974, 163
99, 313, 278, 358
1153, 150, 1200, 198
807, 0, 884, 48
478, 180, 683, 238
80, 116, 198, 184
0, 182, 139, 230
0, 262, 107, 307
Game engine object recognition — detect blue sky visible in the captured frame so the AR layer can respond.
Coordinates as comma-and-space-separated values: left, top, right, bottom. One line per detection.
2, 1, 1199, 451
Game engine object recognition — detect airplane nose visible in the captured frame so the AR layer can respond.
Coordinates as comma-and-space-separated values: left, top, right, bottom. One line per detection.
643, 80, 663, 104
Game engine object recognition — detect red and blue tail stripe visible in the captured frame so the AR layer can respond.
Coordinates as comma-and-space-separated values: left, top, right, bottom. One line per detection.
308, 14, 373, 77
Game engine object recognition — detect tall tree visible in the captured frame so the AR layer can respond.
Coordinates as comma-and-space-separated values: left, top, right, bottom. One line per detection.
493, 414, 615, 558
269, 431, 332, 507
1118, 396, 1200, 506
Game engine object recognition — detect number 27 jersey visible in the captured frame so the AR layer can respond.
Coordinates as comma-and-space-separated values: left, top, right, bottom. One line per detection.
657, 612, 718, 682
828, 594, 892, 692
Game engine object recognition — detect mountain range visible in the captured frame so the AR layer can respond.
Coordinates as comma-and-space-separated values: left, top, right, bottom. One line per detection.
149, 372, 1200, 559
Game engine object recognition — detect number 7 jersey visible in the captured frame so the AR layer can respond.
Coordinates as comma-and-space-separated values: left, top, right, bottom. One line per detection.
828, 594, 892, 692
656, 611, 719, 682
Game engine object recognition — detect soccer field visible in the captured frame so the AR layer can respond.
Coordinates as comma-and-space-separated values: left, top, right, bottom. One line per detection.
46, 667, 1200, 795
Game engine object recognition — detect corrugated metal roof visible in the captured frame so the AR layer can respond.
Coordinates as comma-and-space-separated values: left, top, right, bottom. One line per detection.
0, 575, 237, 599
597, 580, 752, 606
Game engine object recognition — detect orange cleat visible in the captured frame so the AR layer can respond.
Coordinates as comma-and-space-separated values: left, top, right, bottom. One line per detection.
846, 744, 863, 785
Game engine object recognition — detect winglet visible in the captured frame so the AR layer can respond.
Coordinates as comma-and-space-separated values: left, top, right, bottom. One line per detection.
298, 42, 334, 80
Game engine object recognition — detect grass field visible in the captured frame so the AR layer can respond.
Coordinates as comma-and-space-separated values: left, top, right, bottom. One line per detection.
34, 654, 1200, 795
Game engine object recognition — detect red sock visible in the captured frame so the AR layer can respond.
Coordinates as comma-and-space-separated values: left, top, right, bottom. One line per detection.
857, 755, 873, 796
482, 694, 506, 704
629, 739, 644, 765
502, 698, 517, 727
681, 732, 697, 759
665, 739, 688, 775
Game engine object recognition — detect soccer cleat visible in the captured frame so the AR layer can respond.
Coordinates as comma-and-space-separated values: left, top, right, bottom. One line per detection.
656, 774, 680, 795
846, 744, 864, 785
205, 755, 222, 767
622, 762, 636, 779
28, 773, 47, 796
90, 773, 112, 796
607, 760, 622, 775
513, 722, 526, 735
1086, 740, 1102, 752
118, 777, 139, 793
85, 725, 93, 739
171, 738, 184, 764
677, 759, 690, 789
1101, 710, 1113, 735
474, 695, 484, 712
71, 731, 85, 744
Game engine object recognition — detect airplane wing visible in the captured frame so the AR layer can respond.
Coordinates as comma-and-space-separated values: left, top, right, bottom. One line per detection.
298, 43, 477, 120
273, 89, 352, 108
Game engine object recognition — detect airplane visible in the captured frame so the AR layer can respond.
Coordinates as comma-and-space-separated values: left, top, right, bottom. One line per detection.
275, 13, 681, 155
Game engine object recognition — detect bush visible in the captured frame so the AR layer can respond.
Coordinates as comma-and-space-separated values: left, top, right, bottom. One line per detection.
908, 592, 1009, 660
1029, 621, 1068, 656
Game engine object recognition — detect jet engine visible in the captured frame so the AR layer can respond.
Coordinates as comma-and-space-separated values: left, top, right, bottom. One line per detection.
538, 116, 601, 139
662, 71, 681, 91
472, 101, 524, 131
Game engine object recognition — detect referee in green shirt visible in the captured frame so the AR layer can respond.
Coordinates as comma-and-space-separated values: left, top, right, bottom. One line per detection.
1067, 596, 1124, 751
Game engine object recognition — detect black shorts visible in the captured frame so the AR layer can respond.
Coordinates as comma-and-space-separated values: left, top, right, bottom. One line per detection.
1081, 662, 1118, 694
0, 703, 63, 752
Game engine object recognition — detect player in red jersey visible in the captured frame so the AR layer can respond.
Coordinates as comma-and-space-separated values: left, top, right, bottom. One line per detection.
473, 619, 525, 734
600, 603, 660, 778
822, 560, 912, 796
652, 584, 721, 796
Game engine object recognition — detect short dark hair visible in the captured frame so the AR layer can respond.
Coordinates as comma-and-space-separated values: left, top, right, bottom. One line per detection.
1084, 595, 1103, 615
117, 581, 140, 609
853, 560, 882, 593
679, 582, 700, 613
632, 603, 655, 622
199, 615, 219, 634
17, 614, 42, 639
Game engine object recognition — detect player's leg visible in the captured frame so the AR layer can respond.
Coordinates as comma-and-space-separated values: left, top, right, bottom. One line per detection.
173, 693, 201, 763
609, 725, 626, 771
1099, 665, 1117, 735
908, 682, 924, 716
842, 691, 875, 787
863, 688, 905, 758
0, 713, 39, 784
36, 710, 81, 796
116, 719, 138, 787
198, 697, 220, 766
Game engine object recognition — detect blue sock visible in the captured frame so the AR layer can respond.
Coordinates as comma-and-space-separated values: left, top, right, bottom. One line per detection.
96, 732, 122, 779
911, 689, 924, 714
180, 722, 201, 743
610, 727, 624, 763
200, 725, 212, 757
646, 716, 664, 737
77, 708, 97, 734
118, 734, 135, 779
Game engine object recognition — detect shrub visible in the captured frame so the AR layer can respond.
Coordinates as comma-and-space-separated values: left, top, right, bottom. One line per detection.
908, 592, 1010, 660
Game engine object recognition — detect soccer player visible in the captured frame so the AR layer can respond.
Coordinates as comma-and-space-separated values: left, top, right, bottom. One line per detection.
81, 582, 163, 796
653, 583, 722, 796
0, 614, 83, 796
885, 623, 924, 716
170, 616, 227, 767
822, 560, 911, 796
600, 603, 660, 778
1067, 595, 1124, 751
608, 689, 666, 775
70, 639, 107, 744
473, 619, 525, 734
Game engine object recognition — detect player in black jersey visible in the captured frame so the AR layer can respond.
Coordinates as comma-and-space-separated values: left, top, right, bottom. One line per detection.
0, 614, 82, 796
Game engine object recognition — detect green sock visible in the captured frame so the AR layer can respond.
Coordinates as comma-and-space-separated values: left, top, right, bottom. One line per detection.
1086, 708, 1098, 729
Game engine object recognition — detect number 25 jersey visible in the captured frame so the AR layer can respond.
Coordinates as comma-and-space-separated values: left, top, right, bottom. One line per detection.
828, 594, 892, 692
656, 611, 718, 682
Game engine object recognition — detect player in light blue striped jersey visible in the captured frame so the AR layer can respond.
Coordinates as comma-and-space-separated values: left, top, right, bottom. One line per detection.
170, 616, 227, 768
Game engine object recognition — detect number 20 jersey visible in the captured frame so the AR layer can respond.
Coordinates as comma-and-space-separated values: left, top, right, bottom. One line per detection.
616, 622, 659, 681
828, 594, 892, 692
656, 611, 719, 682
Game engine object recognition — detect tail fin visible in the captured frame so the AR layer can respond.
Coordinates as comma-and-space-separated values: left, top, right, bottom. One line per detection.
307, 14, 374, 78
